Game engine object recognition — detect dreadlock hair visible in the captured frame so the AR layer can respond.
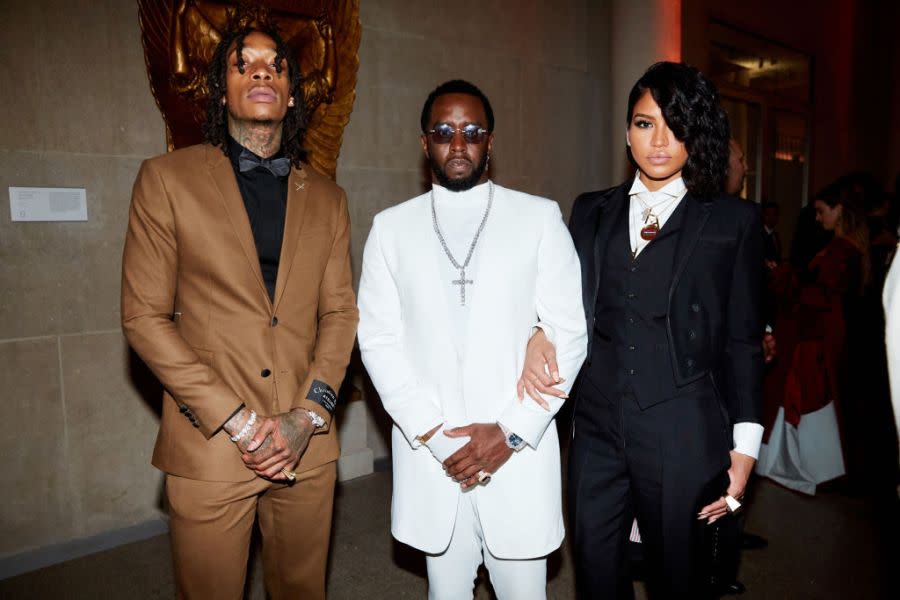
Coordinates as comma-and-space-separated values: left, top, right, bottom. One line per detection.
420, 80, 495, 133
626, 62, 731, 200
202, 26, 308, 167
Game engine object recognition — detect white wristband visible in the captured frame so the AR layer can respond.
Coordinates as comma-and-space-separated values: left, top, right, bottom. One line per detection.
230, 410, 257, 442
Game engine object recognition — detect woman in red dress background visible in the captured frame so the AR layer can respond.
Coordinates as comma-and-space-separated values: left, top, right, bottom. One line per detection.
758, 184, 868, 494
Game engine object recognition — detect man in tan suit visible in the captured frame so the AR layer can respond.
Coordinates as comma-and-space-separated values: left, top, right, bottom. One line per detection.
121, 25, 358, 600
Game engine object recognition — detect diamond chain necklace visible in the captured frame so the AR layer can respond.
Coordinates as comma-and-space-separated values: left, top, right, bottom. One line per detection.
430, 181, 494, 306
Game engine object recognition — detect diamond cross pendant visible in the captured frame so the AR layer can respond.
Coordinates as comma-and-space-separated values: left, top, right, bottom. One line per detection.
452, 268, 473, 306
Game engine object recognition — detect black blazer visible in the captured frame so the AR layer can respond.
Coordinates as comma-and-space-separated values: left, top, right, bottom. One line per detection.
569, 182, 764, 426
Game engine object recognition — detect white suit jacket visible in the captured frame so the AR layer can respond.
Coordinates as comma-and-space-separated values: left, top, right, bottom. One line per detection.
358, 183, 587, 558
882, 248, 900, 469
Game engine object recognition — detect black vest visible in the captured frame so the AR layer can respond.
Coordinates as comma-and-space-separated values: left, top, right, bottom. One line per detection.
587, 198, 687, 409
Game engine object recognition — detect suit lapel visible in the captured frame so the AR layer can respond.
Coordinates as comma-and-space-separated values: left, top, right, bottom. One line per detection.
669, 193, 711, 299
591, 185, 628, 294
206, 146, 269, 305
272, 166, 309, 311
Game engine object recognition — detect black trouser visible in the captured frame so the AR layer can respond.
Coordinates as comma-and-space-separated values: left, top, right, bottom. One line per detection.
569, 372, 730, 599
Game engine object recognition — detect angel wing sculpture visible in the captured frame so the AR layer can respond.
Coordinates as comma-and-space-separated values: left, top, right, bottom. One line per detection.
138, 0, 360, 179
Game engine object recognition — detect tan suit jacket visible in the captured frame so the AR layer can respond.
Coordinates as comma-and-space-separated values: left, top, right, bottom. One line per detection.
122, 143, 358, 482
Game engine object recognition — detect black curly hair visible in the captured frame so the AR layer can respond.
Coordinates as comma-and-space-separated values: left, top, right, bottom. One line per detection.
202, 26, 308, 166
626, 62, 730, 199
420, 80, 494, 133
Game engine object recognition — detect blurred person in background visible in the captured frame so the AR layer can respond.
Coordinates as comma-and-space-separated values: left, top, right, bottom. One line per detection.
757, 183, 868, 494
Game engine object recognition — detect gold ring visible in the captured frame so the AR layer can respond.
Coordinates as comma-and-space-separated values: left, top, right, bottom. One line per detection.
476, 470, 492, 484
281, 468, 297, 482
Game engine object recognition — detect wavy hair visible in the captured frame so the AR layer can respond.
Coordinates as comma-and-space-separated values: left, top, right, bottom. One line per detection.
626, 62, 730, 199
202, 26, 308, 167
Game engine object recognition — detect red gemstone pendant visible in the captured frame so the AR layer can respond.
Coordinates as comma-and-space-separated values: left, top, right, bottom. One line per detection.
640, 222, 659, 240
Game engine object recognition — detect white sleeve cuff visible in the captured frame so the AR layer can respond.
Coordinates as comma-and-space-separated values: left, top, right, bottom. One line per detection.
424, 423, 470, 462
732, 422, 764, 459
497, 421, 526, 451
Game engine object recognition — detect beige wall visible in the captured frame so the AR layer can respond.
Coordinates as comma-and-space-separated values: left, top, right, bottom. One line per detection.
0, 0, 168, 560
0, 0, 612, 561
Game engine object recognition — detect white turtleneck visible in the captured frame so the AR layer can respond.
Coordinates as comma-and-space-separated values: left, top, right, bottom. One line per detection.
430, 180, 492, 359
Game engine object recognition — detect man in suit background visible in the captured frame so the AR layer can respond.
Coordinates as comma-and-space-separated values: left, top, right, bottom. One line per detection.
762, 201, 782, 264
121, 24, 357, 600
358, 80, 587, 599
523, 62, 764, 598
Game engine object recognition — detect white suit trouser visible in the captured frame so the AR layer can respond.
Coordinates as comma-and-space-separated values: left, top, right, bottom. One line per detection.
425, 490, 547, 600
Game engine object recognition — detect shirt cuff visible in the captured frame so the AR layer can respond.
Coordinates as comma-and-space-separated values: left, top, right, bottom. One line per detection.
424, 423, 469, 462
413, 420, 444, 449
733, 422, 764, 459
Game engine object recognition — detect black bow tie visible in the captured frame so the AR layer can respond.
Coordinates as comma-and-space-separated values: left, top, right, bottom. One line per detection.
238, 149, 291, 177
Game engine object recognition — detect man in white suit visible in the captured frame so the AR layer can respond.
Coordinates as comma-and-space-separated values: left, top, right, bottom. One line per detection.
358, 80, 587, 599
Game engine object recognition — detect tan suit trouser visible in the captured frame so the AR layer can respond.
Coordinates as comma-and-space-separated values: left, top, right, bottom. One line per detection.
165, 461, 336, 600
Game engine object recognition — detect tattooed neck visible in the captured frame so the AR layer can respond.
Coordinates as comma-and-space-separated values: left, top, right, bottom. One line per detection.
228, 118, 283, 158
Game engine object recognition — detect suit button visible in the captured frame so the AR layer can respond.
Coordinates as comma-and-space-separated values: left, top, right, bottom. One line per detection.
192, 421, 200, 428
261, 368, 272, 378
628, 369, 636, 375
691, 303, 700, 313
627, 292, 636, 300
686, 359, 695, 368
179, 405, 188, 413
630, 266, 637, 272
271, 316, 278, 327
688, 330, 696, 340
628, 317, 635, 324
628, 345, 636, 351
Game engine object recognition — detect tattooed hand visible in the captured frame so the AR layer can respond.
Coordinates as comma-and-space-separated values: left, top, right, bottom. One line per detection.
239, 409, 316, 481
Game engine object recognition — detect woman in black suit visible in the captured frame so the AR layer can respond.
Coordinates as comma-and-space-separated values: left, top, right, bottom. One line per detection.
519, 62, 764, 599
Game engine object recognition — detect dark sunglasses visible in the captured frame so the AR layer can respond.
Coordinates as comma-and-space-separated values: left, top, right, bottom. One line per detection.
427, 123, 490, 144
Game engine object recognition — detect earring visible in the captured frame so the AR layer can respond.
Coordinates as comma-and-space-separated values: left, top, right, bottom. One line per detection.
221, 97, 226, 106
486, 154, 491, 170
288, 97, 295, 107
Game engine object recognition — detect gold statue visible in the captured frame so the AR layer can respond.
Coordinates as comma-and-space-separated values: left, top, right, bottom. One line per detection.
138, 0, 360, 179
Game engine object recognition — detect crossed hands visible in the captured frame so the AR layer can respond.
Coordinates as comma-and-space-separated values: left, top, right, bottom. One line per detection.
425, 424, 514, 490
224, 407, 315, 481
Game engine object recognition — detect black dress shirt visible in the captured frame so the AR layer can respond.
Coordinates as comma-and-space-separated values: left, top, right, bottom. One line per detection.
226, 136, 289, 302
